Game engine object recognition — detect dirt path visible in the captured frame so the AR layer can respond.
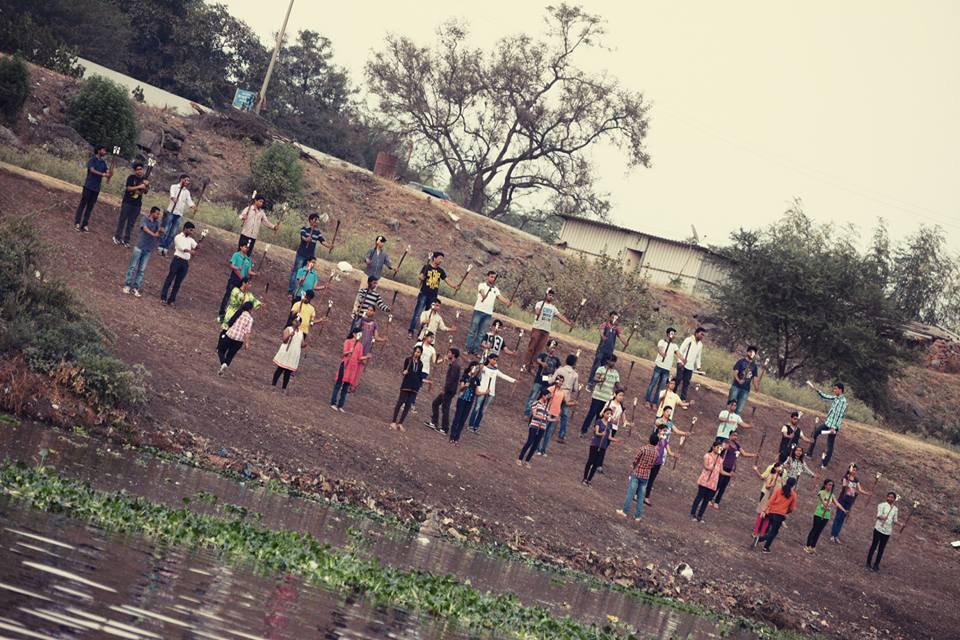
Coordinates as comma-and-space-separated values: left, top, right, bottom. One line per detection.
2, 168, 958, 640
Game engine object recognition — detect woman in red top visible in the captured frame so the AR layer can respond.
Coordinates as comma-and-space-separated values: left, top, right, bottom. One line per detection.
690, 440, 730, 522
330, 329, 369, 412
759, 476, 798, 553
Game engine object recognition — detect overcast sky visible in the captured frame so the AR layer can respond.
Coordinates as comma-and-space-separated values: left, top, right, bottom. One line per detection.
223, 0, 960, 252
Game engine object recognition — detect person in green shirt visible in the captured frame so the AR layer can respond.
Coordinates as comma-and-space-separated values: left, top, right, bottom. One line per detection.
579, 355, 620, 436
803, 478, 847, 553
220, 278, 263, 330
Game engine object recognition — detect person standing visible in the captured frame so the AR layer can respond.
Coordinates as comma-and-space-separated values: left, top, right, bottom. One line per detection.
595, 389, 628, 474
289, 290, 318, 340
524, 339, 561, 418
448, 360, 482, 445
480, 320, 515, 360
778, 411, 814, 463
589, 312, 628, 384
656, 378, 687, 418
759, 477, 798, 553
709, 430, 758, 509
158, 174, 196, 256
690, 440, 727, 522
803, 479, 847, 553
113, 162, 149, 245
579, 356, 620, 436
676, 327, 707, 401
160, 222, 201, 306
417, 300, 455, 341
866, 492, 899, 571
645, 327, 682, 409
468, 353, 515, 434
352, 276, 392, 319
217, 301, 255, 375
537, 373, 574, 455
830, 464, 872, 544
408, 252, 453, 337
331, 328, 369, 412
518, 387, 554, 467
465, 271, 512, 355
750, 461, 785, 543
288, 213, 331, 295
237, 194, 278, 253
220, 278, 262, 332
74, 145, 111, 232
582, 407, 616, 486
645, 407, 689, 505
271, 316, 304, 393
121, 206, 162, 297
353, 306, 384, 387
390, 345, 424, 432
524, 289, 573, 369
620, 432, 660, 520
416, 332, 438, 403
218, 243, 256, 322
363, 235, 393, 280
728, 346, 760, 415
715, 399, 753, 441
782, 446, 818, 490
552, 354, 579, 444
805, 381, 848, 468
291, 257, 322, 302
427, 348, 461, 433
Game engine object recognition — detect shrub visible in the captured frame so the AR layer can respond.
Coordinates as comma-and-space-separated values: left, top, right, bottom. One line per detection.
67, 75, 138, 157
250, 142, 304, 206
0, 55, 29, 121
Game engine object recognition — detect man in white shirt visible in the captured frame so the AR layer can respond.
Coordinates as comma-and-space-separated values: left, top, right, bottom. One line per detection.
158, 174, 196, 256
524, 288, 573, 369
465, 271, 513, 355
644, 326, 683, 409
676, 326, 707, 401
468, 353, 516, 433
238, 194, 279, 254
418, 300, 455, 340
867, 492, 899, 572
160, 222, 203, 306
715, 399, 752, 440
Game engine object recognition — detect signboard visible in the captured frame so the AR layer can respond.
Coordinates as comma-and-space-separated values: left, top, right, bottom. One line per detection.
232, 89, 257, 112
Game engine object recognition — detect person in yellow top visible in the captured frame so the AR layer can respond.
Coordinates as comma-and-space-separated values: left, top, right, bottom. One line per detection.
220, 278, 262, 330
656, 378, 689, 418
289, 290, 320, 339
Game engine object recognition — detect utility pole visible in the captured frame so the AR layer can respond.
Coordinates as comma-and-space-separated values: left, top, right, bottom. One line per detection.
255, 0, 295, 115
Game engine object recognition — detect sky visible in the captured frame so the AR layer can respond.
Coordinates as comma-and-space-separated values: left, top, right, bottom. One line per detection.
223, 0, 960, 252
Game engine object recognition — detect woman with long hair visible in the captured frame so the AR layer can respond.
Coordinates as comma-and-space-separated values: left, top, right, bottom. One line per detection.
750, 460, 785, 545
783, 445, 817, 489
448, 360, 481, 445
217, 301, 255, 375
271, 315, 304, 393
582, 407, 616, 486
759, 476, 798, 553
804, 478, 847, 553
690, 440, 729, 522
330, 328, 369, 412
390, 345, 424, 432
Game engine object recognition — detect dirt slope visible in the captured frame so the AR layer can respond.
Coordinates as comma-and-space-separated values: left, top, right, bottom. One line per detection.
2, 168, 959, 639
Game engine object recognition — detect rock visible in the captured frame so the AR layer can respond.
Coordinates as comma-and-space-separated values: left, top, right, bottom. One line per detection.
137, 130, 159, 153
446, 527, 465, 541
163, 124, 187, 141
459, 227, 478, 244
387, 218, 401, 233
0, 126, 21, 148
162, 135, 183, 152
474, 237, 502, 255
674, 562, 694, 580
42, 107, 50, 116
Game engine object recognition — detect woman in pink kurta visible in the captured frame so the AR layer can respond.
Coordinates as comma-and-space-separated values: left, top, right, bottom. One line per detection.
329, 330, 368, 412
690, 441, 729, 522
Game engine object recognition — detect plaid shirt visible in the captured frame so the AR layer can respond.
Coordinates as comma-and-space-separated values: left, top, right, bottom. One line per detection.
818, 391, 848, 430
225, 312, 253, 342
631, 444, 659, 479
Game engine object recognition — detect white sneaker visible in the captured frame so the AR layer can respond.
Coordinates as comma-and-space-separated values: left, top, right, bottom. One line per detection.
132, 289, 142, 298
122, 286, 130, 294
112, 237, 120, 245
218, 363, 227, 376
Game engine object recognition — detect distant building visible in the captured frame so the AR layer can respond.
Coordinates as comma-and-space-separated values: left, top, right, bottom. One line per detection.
557, 215, 730, 297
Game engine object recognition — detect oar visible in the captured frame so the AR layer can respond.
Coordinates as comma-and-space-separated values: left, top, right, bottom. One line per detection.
328, 219, 341, 254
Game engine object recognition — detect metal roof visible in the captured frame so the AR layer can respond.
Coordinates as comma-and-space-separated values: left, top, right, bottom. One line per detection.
558, 214, 729, 260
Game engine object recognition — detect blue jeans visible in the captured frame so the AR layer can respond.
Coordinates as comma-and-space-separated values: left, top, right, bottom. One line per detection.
158, 213, 181, 250
537, 420, 557, 454
288, 254, 309, 294
469, 395, 492, 430
523, 380, 543, 418
589, 350, 613, 386
465, 310, 492, 354
331, 363, 350, 408
622, 474, 649, 518
830, 506, 848, 538
728, 384, 750, 415
557, 404, 570, 440
644, 366, 671, 404
408, 292, 433, 333
124, 247, 151, 289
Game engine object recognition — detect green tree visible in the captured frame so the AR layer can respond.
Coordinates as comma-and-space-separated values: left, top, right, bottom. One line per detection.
250, 142, 304, 206
0, 0, 83, 76
0, 54, 29, 121
67, 76, 139, 156
889, 225, 956, 324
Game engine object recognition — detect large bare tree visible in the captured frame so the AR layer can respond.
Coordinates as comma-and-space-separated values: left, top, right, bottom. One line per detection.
365, 3, 651, 219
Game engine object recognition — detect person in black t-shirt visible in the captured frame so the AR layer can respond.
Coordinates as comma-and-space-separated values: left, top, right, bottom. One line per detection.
288, 213, 332, 294
113, 163, 149, 246
407, 251, 453, 336
778, 411, 814, 463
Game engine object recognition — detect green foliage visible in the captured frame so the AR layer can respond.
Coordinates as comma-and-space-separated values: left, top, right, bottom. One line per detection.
0, 221, 147, 412
67, 75, 139, 157
250, 142, 304, 206
0, 54, 29, 121
0, 1, 84, 76
889, 225, 957, 325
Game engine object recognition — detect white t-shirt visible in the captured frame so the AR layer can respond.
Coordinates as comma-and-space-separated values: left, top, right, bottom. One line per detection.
716, 410, 743, 439
655, 340, 680, 369
874, 503, 898, 536
679, 336, 704, 371
173, 233, 198, 260
167, 184, 194, 216
474, 283, 500, 315
418, 309, 450, 340
532, 301, 558, 331
419, 343, 437, 375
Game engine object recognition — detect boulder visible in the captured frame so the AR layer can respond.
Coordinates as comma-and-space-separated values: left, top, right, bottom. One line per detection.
0, 126, 21, 148
459, 227, 477, 244
137, 130, 159, 153
473, 237, 502, 256
162, 135, 183, 152
387, 218, 401, 233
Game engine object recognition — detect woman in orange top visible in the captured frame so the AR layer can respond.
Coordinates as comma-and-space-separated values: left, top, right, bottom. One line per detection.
759, 476, 798, 553
690, 440, 730, 522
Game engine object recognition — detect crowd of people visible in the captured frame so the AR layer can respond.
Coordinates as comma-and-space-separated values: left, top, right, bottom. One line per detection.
77, 150, 907, 574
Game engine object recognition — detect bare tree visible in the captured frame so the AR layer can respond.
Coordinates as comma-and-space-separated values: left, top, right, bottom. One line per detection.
365, 3, 651, 219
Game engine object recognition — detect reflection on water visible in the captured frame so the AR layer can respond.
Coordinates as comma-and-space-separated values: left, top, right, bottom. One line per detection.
0, 421, 754, 639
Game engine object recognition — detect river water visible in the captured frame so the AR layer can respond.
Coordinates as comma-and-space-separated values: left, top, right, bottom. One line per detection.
0, 421, 754, 639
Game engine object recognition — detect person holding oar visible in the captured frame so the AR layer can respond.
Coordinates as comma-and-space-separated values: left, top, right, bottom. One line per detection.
803, 478, 847, 553
728, 345, 760, 415
524, 288, 574, 370
73, 144, 112, 232
408, 252, 455, 338
643, 408, 692, 506
829, 463, 874, 544
330, 328, 369, 412
237, 194, 279, 253
363, 235, 394, 280
465, 270, 514, 356
866, 492, 900, 572
644, 327, 681, 410
217, 242, 257, 323
270, 315, 304, 394
158, 174, 196, 256
805, 380, 848, 469
216, 301, 256, 376
588, 311, 629, 385
690, 439, 729, 523
288, 213, 332, 296
757, 477, 798, 553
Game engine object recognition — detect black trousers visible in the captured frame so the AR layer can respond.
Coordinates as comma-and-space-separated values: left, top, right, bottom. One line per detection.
713, 472, 734, 504
217, 334, 243, 366
239, 234, 256, 253
762, 514, 787, 550
114, 202, 141, 243
272, 367, 292, 389
808, 426, 837, 467
449, 397, 473, 442
691, 485, 715, 520
161, 257, 190, 303
867, 529, 890, 567
392, 390, 417, 424
676, 366, 694, 401
580, 398, 607, 434
806, 515, 829, 548
431, 389, 455, 431
519, 427, 544, 462
583, 445, 604, 481
74, 187, 100, 227
645, 463, 662, 498
218, 274, 243, 318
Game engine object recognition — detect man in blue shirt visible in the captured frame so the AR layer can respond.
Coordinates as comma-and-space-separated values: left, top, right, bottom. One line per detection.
727, 345, 760, 415
122, 207, 162, 297
292, 257, 323, 301
287, 213, 331, 295
74, 145, 112, 231
217, 242, 257, 321
806, 381, 848, 468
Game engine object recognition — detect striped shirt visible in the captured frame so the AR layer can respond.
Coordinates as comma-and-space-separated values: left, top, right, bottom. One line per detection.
631, 444, 659, 479
818, 391, 848, 430
225, 312, 253, 342
529, 401, 551, 430
353, 287, 391, 317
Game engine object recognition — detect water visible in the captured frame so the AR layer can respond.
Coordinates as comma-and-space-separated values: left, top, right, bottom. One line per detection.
0, 421, 753, 639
